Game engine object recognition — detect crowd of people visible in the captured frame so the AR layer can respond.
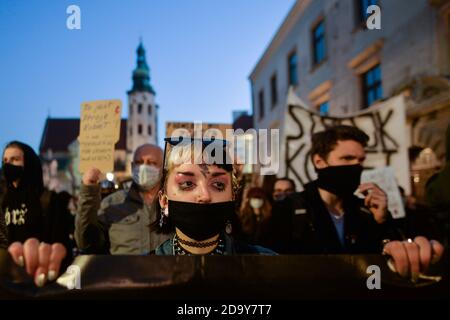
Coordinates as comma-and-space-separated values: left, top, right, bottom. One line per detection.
1, 125, 448, 287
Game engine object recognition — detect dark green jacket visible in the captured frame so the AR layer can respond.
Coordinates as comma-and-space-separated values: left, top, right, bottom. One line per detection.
75, 183, 171, 255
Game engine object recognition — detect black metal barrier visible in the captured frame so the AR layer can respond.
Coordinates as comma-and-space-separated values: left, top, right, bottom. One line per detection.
0, 249, 448, 299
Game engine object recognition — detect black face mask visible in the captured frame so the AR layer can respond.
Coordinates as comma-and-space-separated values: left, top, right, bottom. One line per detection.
316, 164, 363, 198
168, 200, 235, 241
2, 163, 24, 184
273, 193, 288, 202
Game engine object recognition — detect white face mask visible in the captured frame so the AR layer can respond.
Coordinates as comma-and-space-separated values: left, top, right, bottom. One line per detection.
132, 164, 161, 190
249, 198, 264, 209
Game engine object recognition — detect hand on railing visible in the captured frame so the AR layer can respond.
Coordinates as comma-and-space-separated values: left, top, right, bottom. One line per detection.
382, 236, 444, 282
8, 238, 66, 287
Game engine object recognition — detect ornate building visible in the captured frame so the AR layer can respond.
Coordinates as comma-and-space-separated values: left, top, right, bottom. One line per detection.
127, 41, 158, 154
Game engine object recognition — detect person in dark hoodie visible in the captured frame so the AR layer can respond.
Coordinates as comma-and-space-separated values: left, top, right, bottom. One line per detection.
1, 141, 45, 242
0, 207, 7, 249
1, 141, 72, 249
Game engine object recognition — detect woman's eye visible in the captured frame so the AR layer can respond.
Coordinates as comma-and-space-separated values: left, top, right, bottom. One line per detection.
179, 181, 194, 190
212, 181, 226, 191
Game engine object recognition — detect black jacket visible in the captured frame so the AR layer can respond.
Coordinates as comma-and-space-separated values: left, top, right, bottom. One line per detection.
270, 181, 400, 254
0, 206, 7, 249
1, 142, 73, 247
1, 142, 45, 243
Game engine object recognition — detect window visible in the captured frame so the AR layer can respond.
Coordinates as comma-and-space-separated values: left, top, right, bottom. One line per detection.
148, 125, 152, 135
288, 51, 298, 86
258, 89, 265, 120
148, 104, 152, 115
270, 74, 278, 108
357, 0, 378, 26
138, 104, 142, 114
130, 104, 133, 115
129, 127, 132, 136
318, 101, 329, 115
362, 64, 382, 108
312, 20, 326, 65
138, 124, 143, 134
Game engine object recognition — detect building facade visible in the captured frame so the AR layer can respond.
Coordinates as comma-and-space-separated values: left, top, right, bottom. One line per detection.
249, 0, 450, 197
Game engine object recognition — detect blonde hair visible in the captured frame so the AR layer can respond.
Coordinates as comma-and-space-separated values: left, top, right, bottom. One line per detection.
162, 142, 240, 199
151, 142, 242, 234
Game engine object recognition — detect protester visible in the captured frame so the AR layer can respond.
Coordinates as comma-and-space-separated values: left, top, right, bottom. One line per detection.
75, 143, 171, 255
272, 177, 296, 201
272, 125, 444, 278
238, 187, 272, 246
152, 137, 276, 255
1, 141, 71, 247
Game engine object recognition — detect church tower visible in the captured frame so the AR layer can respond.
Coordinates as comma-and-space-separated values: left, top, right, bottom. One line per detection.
127, 40, 158, 156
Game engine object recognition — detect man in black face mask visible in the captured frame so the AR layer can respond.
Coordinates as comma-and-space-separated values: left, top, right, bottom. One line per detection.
273, 126, 396, 254
272, 126, 445, 281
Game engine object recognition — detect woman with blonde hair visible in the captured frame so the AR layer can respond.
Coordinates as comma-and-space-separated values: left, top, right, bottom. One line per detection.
152, 137, 276, 255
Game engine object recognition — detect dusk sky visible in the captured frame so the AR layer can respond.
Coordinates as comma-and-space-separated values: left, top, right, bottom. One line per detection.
0, 0, 295, 152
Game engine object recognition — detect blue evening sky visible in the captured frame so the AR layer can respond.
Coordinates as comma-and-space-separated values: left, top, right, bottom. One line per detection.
0, 0, 295, 152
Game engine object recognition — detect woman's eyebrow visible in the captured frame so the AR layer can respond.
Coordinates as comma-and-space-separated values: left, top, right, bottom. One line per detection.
176, 171, 195, 177
211, 172, 226, 177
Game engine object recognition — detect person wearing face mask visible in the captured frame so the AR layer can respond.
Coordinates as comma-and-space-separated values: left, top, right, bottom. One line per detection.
151, 138, 276, 256
272, 126, 444, 280
272, 177, 296, 202
0, 140, 74, 261
238, 187, 273, 246
75, 143, 171, 255
0, 141, 45, 244
272, 126, 397, 254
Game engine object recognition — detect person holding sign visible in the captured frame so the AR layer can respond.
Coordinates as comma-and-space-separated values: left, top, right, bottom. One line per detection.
75, 144, 171, 255
272, 125, 444, 280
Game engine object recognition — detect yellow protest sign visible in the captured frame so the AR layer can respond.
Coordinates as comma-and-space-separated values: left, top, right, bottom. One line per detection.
78, 140, 115, 173
79, 99, 122, 142
78, 99, 122, 173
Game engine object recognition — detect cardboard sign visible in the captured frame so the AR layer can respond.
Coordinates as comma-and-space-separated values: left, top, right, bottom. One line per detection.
78, 99, 122, 173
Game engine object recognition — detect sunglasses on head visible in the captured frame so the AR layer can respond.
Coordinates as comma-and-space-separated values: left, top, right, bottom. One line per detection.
162, 136, 231, 172
163, 137, 228, 147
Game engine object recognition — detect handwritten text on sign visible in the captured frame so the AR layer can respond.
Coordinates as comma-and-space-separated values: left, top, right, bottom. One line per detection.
78, 99, 121, 173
